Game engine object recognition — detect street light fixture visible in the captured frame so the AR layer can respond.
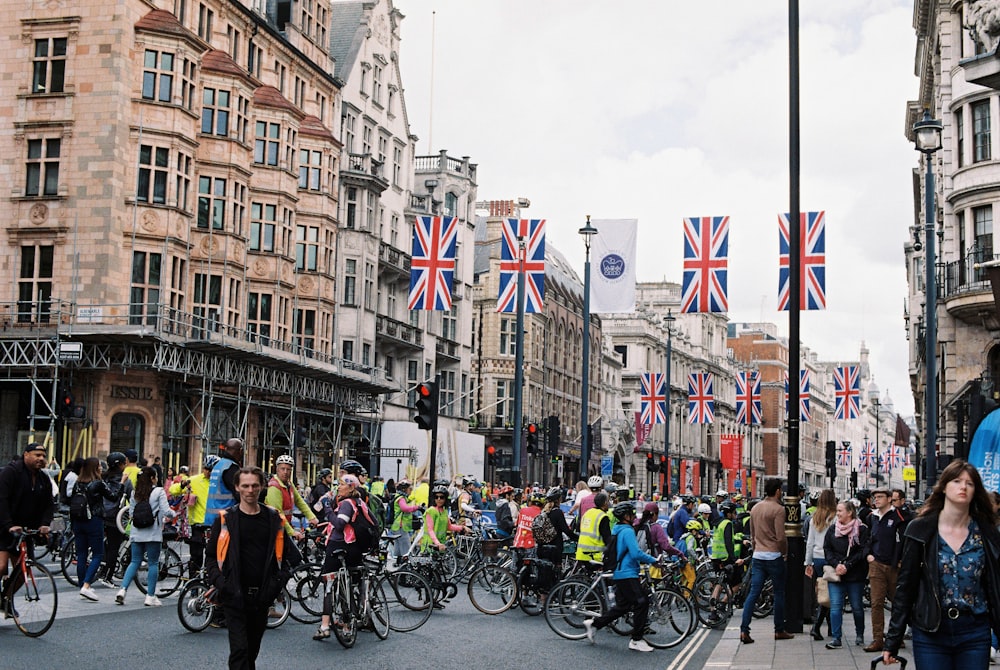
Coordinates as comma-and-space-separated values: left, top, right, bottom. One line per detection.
663, 309, 676, 496
912, 109, 943, 494
579, 215, 598, 477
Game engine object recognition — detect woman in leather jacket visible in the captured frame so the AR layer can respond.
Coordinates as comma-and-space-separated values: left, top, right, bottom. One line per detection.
71, 457, 121, 602
884, 460, 1000, 669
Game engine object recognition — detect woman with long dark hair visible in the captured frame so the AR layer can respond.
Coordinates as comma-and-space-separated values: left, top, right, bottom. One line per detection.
116, 466, 175, 606
71, 457, 119, 602
884, 460, 1000, 669
823, 499, 870, 649
805, 489, 836, 640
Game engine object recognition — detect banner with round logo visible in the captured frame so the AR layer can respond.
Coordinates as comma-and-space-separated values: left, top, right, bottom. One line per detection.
589, 219, 637, 313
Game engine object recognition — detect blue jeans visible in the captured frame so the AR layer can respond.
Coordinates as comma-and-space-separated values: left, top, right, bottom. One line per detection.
828, 579, 864, 643
72, 516, 105, 587
912, 614, 991, 670
121, 541, 161, 596
740, 556, 786, 633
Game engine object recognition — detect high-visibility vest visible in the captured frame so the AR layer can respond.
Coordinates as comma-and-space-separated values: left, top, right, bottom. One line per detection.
204, 457, 237, 526
711, 518, 734, 560
576, 507, 608, 561
216, 508, 284, 567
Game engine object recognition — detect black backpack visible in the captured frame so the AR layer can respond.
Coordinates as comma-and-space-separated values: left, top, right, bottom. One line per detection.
58, 476, 73, 506
69, 482, 91, 521
132, 497, 155, 529
603, 530, 626, 571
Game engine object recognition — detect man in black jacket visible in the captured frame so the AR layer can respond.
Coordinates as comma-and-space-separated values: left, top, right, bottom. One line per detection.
207, 466, 301, 670
0, 443, 54, 595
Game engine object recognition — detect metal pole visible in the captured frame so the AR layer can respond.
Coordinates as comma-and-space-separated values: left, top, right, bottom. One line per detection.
427, 372, 441, 485
925, 153, 938, 493
664, 317, 673, 496
874, 399, 880, 485
580, 240, 592, 478
513, 238, 527, 487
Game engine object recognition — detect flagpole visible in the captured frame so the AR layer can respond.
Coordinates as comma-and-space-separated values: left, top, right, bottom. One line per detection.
512, 236, 527, 487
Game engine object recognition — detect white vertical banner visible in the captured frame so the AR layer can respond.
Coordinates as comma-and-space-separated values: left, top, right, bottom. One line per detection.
589, 218, 637, 313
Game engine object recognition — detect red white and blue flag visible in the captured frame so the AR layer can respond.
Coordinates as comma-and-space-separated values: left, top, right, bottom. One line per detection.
688, 372, 714, 424
837, 442, 852, 467
833, 365, 861, 421
408, 215, 458, 311
778, 211, 826, 311
681, 216, 729, 313
497, 218, 546, 313
883, 445, 904, 472
640, 373, 667, 425
784, 370, 811, 422
735, 371, 761, 426
859, 439, 876, 471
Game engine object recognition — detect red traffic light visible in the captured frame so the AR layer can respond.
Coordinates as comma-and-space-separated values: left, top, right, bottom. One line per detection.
660, 455, 667, 463
527, 423, 537, 434
487, 445, 496, 455
417, 383, 434, 398
646, 453, 653, 460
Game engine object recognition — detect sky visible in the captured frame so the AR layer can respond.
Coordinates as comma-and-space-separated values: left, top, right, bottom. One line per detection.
392, 0, 919, 416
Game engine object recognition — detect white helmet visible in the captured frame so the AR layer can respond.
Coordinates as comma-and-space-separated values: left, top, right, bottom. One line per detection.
698, 503, 712, 514
276, 454, 294, 466
716, 488, 728, 497
587, 475, 604, 489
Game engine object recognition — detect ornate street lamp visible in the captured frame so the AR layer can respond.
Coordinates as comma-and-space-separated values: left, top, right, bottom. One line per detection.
579, 216, 598, 476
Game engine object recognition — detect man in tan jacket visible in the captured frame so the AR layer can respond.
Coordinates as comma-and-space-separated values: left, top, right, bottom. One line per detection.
739, 478, 794, 644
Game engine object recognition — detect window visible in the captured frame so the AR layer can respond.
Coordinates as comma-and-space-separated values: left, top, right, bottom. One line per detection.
362, 343, 371, 366
227, 277, 241, 332
973, 100, 991, 163
129, 251, 162, 325
362, 124, 372, 155
231, 182, 246, 236
975, 205, 994, 270
142, 49, 174, 102
444, 192, 458, 217
197, 3, 213, 41
364, 262, 375, 310
442, 306, 457, 341
202, 88, 230, 136
247, 43, 262, 78
345, 187, 357, 229
247, 292, 272, 345
18, 245, 53, 323
344, 113, 355, 153
387, 86, 395, 115
25, 138, 60, 196
499, 318, 516, 356
373, 65, 382, 104
254, 121, 280, 165
227, 26, 241, 62
169, 256, 186, 323
495, 380, 513, 425
957, 109, 965, 169
296, 225, 318, 271
366, 192, 376, 230
235, 94, 250, 144
250, 202, 276, 251
342, 339, 354, 361
197, 176, 226, 229
176, 152, 192, 211
393, 146, 402, 186
441, 370, 455, 416
294, 75, 305, 108
407, 360, 418, 405
181, 57, 197, 111
192, 273, 222, 336
137, 145, 169, 204
343, 259, 356, 305
299, 149, 322, 190
275, 61, 286, 94
292, 309, 315, 355
32, 37, 67, 94
385, 355, 395, 381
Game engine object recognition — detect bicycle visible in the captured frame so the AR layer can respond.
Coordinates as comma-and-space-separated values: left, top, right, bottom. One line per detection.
308, 549, 389, 648
61, 533, 184, 597
1, 530, 58, 637
176, 564, 291, 632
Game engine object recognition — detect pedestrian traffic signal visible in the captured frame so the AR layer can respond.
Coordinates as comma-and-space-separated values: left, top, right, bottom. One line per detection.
487, 445, 496, 467
413, 381, 439, 431
526, 423, 538, 453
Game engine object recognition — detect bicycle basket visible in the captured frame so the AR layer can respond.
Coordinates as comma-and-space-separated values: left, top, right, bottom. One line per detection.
481, 538, 504, 557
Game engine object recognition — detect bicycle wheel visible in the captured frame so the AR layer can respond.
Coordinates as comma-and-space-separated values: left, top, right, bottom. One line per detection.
11, 561, 58, 637
644, 587, 694, 649
467, 564, 517, 615
516, 567, 544, 616
296, 573, 326, 618
378, 569, 433, 633
265, 589, 291, 629
332, 579, 357, 649
288, 564, 322, 624
135, 546, 184, 597
754, 578, 774, 618
544, 579, 604, 640
369, 579, 390, 640
694, 577, 732, 629
60, 541, 80, 586
176, 580, 214, 633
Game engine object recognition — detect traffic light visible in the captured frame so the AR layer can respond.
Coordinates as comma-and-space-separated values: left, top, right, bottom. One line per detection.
825, 440, 836, 476
57, 387, 74, 417
850, 470, 858, 489
526, 423, 538, 453
659, 454, 667, 475
413, 381, 439, 431
294, 425, 308, 449
487, 445, 496, 467
646, 453, 658, 472
548, 415, 561, 456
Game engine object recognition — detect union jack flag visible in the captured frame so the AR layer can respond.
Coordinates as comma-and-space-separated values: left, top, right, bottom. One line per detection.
681, 216, 729, 313
639, 373, 667, 425
497, 218, 546, 313
735, 371, 761, 425
687, 372, 714, 424
837, 442, 852, 467
833, 365, 861, 421
778, 211, 826, 311
408, 215, 458, 311
884, 445, 904, 472
784, 370, 811, 422
859, 439, 876, 471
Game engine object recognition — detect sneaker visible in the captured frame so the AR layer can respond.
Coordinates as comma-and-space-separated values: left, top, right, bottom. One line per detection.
856, 635, 864, 646
312, 626, 330, 641
80, 587, 99, 602
990, 648, 998, 665
628, 639, 654, 653
144, 595, 162, 607
826, 639, 842, 649
115, 589, 126, 606
583, 618, 596, 644
267, 607, 282, 619
98, 578, 116, 589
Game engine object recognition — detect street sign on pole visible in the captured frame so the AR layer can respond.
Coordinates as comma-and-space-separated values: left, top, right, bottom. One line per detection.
601, 456, 613, 477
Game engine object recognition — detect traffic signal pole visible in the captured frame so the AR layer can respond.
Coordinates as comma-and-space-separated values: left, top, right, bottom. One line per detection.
426, 373, 440, 485
512, 237, 527, 487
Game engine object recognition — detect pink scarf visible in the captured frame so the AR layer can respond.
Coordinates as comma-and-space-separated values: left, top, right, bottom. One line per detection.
835, 517, 861, 548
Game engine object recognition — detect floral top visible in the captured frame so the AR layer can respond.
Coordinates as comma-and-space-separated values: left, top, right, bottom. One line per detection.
938, 519, 988, 615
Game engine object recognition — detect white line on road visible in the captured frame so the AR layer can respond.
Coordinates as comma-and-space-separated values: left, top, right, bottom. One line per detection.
666, 626, 711, 670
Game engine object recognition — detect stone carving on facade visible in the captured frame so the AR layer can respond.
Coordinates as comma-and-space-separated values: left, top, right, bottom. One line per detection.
140, 210, 159, 232
967, 0, 1000, 53
29, 203, 48, 225
299, 276, 315, 293
253, 259, 269, 277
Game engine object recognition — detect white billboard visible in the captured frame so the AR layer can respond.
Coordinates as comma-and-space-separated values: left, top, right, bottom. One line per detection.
378, 421, 484, 483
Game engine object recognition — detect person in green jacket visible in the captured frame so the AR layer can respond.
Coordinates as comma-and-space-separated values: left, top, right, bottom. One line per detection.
387, 480, 419, 560
711, 502, 746, 599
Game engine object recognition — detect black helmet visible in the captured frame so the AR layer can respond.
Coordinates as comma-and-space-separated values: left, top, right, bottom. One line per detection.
681, 495, 697, 505
545, 486, 564, 502
719, 501, 738, 515
340, 460, 366, 475
856, 489, 872, 502
107, 452, 126, 469
431, 485, 449, 496
318, 468, 333, 478
612, 501, 636, 521
433, 478, 450, 488
700, 495, 712, 504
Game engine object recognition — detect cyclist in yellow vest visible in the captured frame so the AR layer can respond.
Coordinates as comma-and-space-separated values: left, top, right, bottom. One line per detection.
169, 455, 214, 578
264, 455, 317, 539
710, 501, 745, 596
575, 492, 612, 567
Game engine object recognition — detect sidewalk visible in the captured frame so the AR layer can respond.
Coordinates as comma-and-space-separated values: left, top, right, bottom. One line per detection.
704, 615, 907, 670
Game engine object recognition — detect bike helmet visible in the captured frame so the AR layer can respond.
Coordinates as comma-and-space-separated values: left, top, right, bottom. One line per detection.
318, 468, 333, 478
431, 484, 450, 497
275, 454, 294, 466
397, 479, 412, 489
808, 491, 820, 505
587, 475, 604, 489
340, 459, 366, 475
107, 452, 126, 469
433, 478, 451, 487
700, 495, 712, 504
732, 493, 744, 502
716, 488, 729, 498
340, 474, 360, 487
604, 482, 619, 494
719, 501, 738, 515
685, 519, 703, 531
612, 501, 636, 521
461, 475, 477, 487
529, 491, 547, 505
697, 503, 712, 514
203, 454, 220, 470
496, 485, 513, 496
681, 495, 697, 505
545, 486, 565, 502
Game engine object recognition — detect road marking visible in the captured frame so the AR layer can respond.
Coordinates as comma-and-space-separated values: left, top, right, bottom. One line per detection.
666, 626, 710, 670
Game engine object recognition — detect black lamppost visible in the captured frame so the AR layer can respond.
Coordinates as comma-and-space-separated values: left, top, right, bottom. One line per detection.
869, 384, 881, 485
579, 216, 598, 477
912, 109, 943, 494
663, 310, 675, 496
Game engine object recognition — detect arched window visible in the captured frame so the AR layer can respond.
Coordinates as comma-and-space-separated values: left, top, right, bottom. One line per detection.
110, 412, 145, 455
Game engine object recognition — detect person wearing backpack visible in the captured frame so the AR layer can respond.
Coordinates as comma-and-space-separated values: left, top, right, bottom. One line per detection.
494, 485, 516, 538
584, 502, 660, 653
96, 451, 131, 588
534, 487, 578, 589
386, 480, 419, 561
116, 466, 176, 606
58, 458, 83, 511
70, 457, 120, 602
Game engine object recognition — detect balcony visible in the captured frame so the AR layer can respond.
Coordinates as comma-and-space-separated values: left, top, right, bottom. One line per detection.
375, 314, 422, 350
435, 337, 460, 361
939, 250, 1000, 328
341, 153, 390, 194
378, 241, 410, 281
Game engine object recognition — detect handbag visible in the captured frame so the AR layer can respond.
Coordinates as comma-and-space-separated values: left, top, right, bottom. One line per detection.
816, 576, 831, 607
822, 564, 841, 582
